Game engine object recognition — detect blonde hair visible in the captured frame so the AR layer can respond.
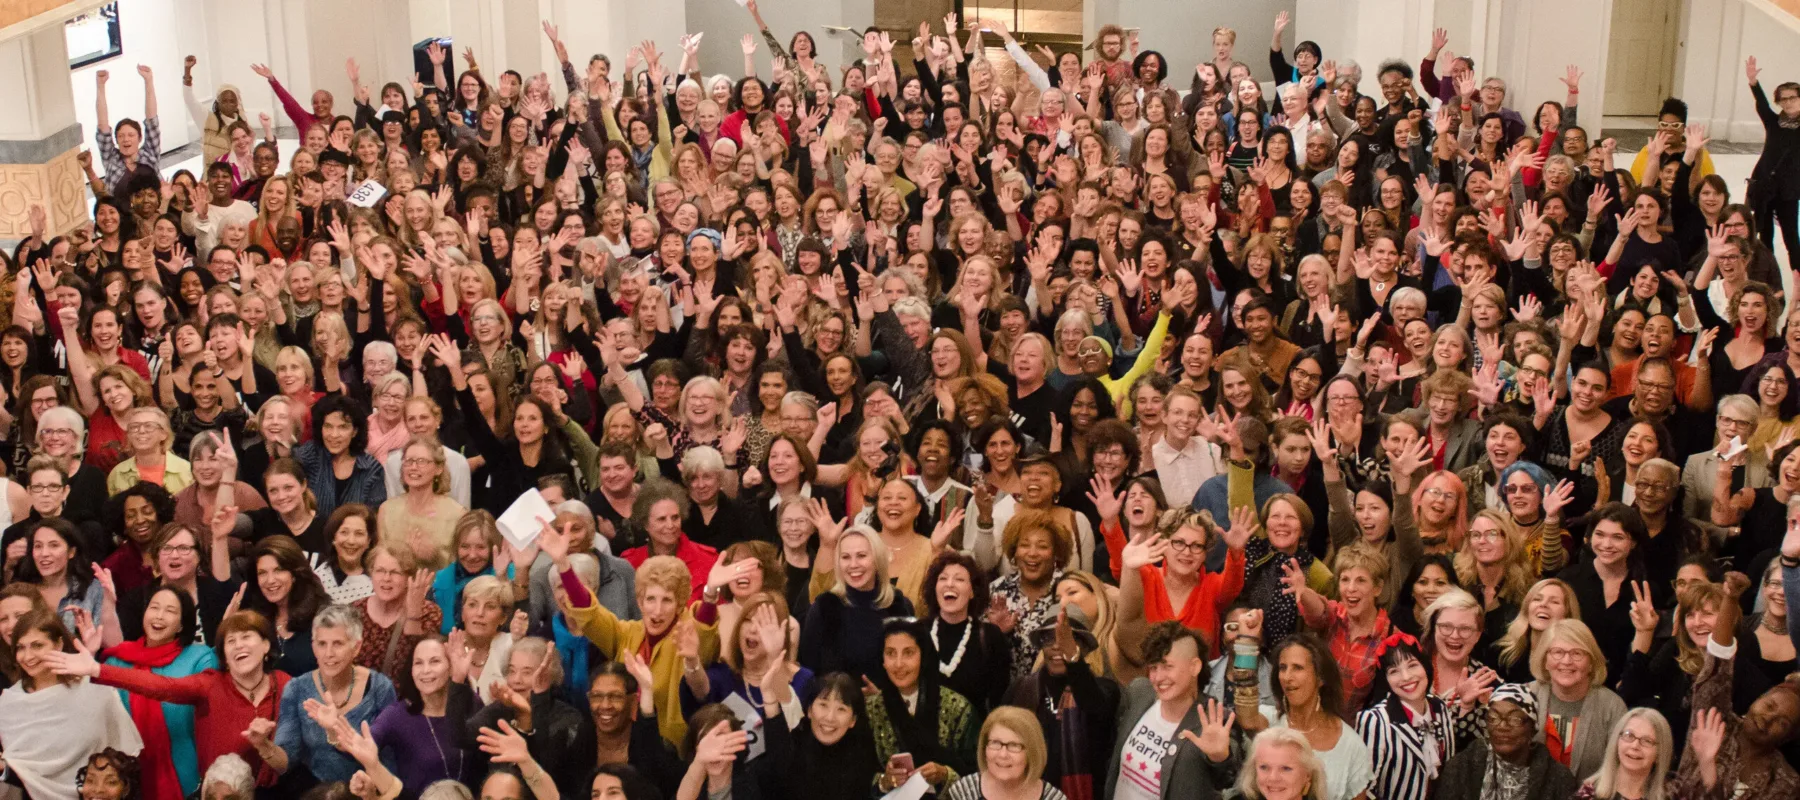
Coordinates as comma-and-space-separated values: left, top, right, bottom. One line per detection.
1497, 578, 1580, 670
829, 526, 896, 608
1236, 728, 1328, 800
1453, 510, 1534, 606
976, 707, 1049, 780
636, 555, 693, 605
1530, 618, 1607, 687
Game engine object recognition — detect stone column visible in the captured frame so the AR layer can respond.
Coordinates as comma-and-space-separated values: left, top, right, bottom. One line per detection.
0, 24, 90, 239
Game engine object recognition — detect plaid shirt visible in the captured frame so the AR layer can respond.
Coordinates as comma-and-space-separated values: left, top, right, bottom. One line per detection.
1305, 599, 1393, 712
95, 115, 161, 193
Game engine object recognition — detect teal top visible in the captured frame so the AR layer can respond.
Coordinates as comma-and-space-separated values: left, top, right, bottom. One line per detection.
107, 643, 219, 796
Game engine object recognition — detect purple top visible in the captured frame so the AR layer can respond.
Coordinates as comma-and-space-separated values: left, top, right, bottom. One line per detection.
368, 701, 470, 789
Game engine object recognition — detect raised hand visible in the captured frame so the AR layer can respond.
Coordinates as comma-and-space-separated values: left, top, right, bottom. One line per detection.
1086, 476, 1121, 522
1629, 580, 1659, 633
1119, 529, 1168, 570
929, 507, 966, 549
1178, 699, 1237, 762
1222, 505, 1259, 550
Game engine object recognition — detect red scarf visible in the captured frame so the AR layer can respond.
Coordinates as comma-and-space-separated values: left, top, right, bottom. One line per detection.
105, 639, 184, 800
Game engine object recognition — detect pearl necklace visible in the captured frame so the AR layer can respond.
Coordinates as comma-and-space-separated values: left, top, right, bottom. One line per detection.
931, 617, 973, 677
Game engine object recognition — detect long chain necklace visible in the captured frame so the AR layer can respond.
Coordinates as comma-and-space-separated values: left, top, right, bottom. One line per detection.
424, 714, 464, 779
931, 617, 973, 677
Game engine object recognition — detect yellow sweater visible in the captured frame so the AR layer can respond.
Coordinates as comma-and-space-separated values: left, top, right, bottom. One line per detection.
564, 595, 719, 744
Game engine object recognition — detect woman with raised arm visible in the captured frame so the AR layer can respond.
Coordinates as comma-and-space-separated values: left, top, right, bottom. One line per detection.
541, 517, 720, 745
44, 610, 289, 788
798, 512, 917, 680
1115, 506, 1250, 660
1669, 565, 1800, 799
267, 604, 397, 784
351, 544, 440, 675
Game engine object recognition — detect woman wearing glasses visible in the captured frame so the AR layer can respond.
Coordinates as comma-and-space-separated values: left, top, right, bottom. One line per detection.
942, 708, 1063, 800
106, 407, 194, 496
1524, 619, 1625, 779
1421, 590, 1499, 750
1568, 709, 1675, 800
1116, 506, 1252, 659
1433, 683, 1579, 800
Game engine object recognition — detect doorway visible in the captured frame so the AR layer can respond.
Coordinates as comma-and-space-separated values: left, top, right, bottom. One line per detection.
1605, 0, 1679, 116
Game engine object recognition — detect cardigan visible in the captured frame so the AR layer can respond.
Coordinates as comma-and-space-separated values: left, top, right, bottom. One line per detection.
1527, 681, 1626, 780
93, 665, 291, 787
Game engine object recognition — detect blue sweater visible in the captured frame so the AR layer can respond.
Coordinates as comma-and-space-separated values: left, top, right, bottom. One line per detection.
432, 563, 495, 634
275, 669, 397, 783
106, 643, 218, 795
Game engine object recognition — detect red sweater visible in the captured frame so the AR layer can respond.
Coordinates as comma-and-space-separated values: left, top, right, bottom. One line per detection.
96, 666, 291, 786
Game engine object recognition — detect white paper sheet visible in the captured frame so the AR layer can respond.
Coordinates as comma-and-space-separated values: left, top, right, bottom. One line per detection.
881, 773, 930, 800
496, 489, 555, 550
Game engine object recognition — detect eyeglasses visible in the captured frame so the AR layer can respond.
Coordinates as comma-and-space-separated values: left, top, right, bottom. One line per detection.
985, 740, 1027, 754
403, 457, 438, 467
1488, 708, 1532, 728
1635, 480, 1674, 494
1618, 729, 1658, 748
1422, 488, 1454, 501
127, 423, 163, 433
588, 690, 629, 703
1436, 623, 1479, 639
159, 544, 197, 556
1502, 483, 1538, 495
1545, 647, 1589, 662
27, 483, 64, 494
1656, 121, 1684, 130
1470, 529, 1505, 542
1167, 539, 1206, 554
1637, 380, 1674, 392
1721, 416, 1757, 427
39, 428, 75, 438
1094, 447, 1127, 460
371, 567, 406, 578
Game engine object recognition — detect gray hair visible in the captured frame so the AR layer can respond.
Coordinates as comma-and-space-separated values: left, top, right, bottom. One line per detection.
314, 604, 364, 642
781, 391, 820, 415
681, 445, 727, 478
188, 429, 226, 462
419, 780, 475, 800
1236, 728, 1329, 800
892, 296, 931, 323
567, 553, 601, 588
507, 636, 565, 687
202, 754, 256, 800
363, 340, 397, 367
554, 499, 596, 531
37, 405, 85, 441
1390, 286, 1428, 309
1590, 708, 1673, 800
1718, 394, 1758, 423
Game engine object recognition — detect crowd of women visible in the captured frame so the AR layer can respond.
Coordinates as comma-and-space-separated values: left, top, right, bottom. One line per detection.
5, 4, 1800, 800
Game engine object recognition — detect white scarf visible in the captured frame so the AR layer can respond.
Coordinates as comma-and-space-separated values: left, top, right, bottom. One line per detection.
0, 679, 142, 800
